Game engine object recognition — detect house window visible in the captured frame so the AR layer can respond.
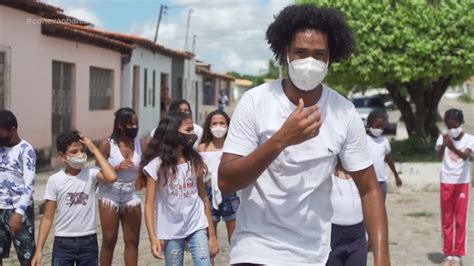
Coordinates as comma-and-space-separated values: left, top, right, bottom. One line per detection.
152, 70, 156, 107
52, 61, 73, 139
89, 67, 113, 110
144, 68, 148, 107
203, 78, 215, 105
0, 52, 5, 110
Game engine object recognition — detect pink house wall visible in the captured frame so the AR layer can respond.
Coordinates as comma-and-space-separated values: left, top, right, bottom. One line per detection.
0, 6, 121, 154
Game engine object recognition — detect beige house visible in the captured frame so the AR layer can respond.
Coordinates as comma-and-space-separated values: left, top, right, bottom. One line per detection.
229, 78, 253, 114
0, 1, 131, 167
195, 61, 234, 123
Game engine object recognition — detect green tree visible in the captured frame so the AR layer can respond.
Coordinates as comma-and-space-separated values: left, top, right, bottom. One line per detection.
299, 0, 474, 139
264, 59, 282, 80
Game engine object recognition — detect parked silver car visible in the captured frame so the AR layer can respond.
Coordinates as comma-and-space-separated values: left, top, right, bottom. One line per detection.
352, 94, 397, 134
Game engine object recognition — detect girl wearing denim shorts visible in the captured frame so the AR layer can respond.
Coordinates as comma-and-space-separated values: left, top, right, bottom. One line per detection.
198, 110, 239, 250
96, 108, 145, 265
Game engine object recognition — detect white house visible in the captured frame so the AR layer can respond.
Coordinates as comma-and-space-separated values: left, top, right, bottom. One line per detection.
195, 61, 234, 123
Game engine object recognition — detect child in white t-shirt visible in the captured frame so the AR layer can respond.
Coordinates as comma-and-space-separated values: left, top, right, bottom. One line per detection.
366, 110, 403, 199
138, 111, 218, 266
436, 109, 474, 266
31, 130, 117, 266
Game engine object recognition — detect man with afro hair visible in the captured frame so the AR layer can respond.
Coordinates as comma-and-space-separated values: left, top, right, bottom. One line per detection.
219, 4, 389, 265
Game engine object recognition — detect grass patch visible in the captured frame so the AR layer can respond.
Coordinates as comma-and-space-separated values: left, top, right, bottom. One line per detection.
458, 94, 473, 103
390, 137, 438, 162
406, 211, 433, 218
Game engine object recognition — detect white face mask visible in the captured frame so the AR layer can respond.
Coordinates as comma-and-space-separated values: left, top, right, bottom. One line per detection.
369, 128, 383, 137
65, 153, 87, 170
448, 126, 463, 139
210, 126, 228, 139
287, 54, 328, 91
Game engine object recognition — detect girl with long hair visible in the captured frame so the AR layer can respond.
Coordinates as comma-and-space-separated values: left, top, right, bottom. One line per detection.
138, 111, 219, 266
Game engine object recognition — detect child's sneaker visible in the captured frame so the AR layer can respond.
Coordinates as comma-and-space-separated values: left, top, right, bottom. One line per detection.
441, 256, 453, 266
451, 256, 461, 266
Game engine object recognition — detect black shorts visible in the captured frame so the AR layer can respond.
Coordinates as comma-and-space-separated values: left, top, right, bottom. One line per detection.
0, 206, 35, 264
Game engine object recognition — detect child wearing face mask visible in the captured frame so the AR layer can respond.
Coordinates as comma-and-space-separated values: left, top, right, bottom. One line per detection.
197, 110, 239, 263
31, 130, 117, 266
138, 111, 218, 266
0, 110, 36, 266
436, 109, 474, 266
366, 110, 402, 200
96, 108, 145, 266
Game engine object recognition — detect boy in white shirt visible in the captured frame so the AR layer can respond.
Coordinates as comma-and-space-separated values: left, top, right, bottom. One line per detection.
0, 110, 36, 266
31, 130, 117, 266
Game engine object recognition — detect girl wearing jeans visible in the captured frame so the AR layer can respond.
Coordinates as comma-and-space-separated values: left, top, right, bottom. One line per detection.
138, 111, 218, 266
436, 109, 474, 266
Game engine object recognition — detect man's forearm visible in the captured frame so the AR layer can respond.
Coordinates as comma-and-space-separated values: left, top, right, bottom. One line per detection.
353, 166, 390, 266
218, 137, 286, 195
362, 187, 390, 265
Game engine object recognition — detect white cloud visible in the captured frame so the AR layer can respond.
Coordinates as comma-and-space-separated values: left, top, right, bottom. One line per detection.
129, 0, 293, 75
64, 7, 101, 26
41, 0, 101, 26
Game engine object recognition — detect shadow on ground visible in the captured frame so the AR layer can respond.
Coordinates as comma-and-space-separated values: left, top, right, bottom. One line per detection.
428, 252, 444, 263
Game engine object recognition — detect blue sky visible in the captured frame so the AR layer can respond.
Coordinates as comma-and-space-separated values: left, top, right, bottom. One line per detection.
44, 0, 294, 75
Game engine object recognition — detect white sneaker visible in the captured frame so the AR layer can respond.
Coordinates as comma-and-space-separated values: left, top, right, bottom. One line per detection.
441, 256, 453, 266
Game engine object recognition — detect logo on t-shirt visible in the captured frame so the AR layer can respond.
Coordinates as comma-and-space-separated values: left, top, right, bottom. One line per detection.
447, 149, 461, 162
168, 177, 196, 199
65, 192, 89, 206
328, 148, 334, 155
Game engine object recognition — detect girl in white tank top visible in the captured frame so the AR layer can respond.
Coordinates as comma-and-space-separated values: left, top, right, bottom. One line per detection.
197, 110, 240, 263
96, 108, 143, 266
327, 159, 366, 266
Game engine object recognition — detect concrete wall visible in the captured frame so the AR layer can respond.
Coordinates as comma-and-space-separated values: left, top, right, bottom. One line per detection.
0, 6, 122, 166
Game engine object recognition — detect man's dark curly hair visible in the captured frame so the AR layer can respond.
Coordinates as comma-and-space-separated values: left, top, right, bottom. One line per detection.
266, 4, 355, 65
56, 130, 82, 153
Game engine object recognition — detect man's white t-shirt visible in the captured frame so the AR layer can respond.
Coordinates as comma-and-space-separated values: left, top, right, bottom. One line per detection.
223, 79, 372, 265
366, 135, 391, 182
436, 133, 474, 184
150, 123, 203, 149
143, 158, 208, 240
44, 167, 100, 237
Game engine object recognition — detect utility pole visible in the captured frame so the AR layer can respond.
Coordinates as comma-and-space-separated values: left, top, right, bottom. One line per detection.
183, 8, 193, 51
192, 34, 197, 54
154, 5, 167, 43
183, 8, 193, 106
